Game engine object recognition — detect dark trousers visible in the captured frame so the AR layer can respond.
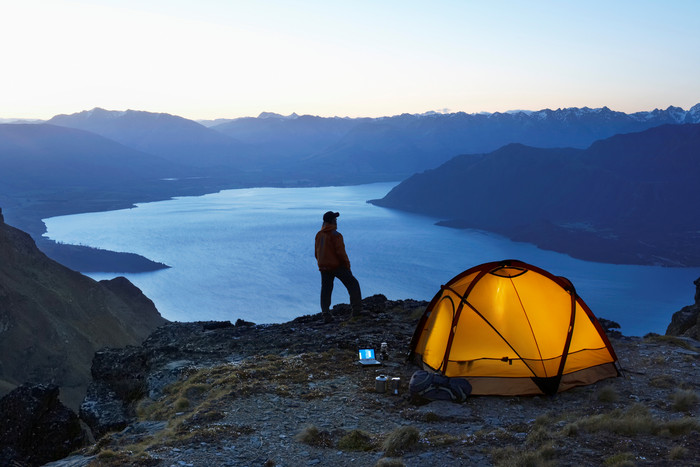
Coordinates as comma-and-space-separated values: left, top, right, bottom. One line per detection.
320, 267, 362, 313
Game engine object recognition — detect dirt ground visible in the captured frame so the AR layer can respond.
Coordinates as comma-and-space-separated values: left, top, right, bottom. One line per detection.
47, 299, 700, 467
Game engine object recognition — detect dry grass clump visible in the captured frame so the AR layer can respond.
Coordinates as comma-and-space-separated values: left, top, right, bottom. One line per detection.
574, 404, 654, 436
596, 385, 619, 403
337, 429, 375, 451
174, 397, 190, 411
563, 403, 700, 437
662, 417, 700, 436
96, 449, 118, 459
668, 445, 689, 460
533, 412, 556, 426
649, 375, 676, 388
670, 389, 699, 412
421, 429, 461, 447
560, 421, 579, 437
382, 426, 420, 457
490, 442, 557, 467
294, 424, 316, 444
644, 334, 694, 350
294, 424, 334, 447
603, 452, 635, 466
526, 425, 553, 447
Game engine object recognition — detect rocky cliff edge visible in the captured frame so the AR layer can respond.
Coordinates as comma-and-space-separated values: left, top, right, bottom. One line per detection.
0, 208, 167, 410
3, 291, 698, 467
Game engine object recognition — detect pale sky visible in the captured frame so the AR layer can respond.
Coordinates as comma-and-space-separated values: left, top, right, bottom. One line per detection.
1, 0, 699, 120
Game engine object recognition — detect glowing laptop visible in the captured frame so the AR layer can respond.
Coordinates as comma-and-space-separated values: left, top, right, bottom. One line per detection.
358, 348, 381, 365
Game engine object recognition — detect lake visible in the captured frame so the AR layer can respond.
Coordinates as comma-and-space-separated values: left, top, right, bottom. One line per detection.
43, 182, 700, 336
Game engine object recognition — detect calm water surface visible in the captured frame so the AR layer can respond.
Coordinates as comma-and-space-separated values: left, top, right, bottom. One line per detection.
43, 183, 700, 336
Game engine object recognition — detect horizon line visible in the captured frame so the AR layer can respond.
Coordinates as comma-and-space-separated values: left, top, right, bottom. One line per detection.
2, 102, 699, 124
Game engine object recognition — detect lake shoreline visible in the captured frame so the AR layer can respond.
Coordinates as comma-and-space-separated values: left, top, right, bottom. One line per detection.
368, 195, 700, 268
37, 181, 700, 274
8, 178, 340, 273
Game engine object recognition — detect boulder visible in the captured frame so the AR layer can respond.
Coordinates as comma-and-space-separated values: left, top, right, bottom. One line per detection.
0, 384, 87, 466
665, 277, 700, 339
79, 346, 148, 437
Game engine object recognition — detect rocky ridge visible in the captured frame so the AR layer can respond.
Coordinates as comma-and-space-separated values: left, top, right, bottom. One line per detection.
0, 286, 695, 467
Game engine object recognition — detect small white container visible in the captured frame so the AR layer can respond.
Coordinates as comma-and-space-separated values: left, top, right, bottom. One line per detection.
375, 374, 387, 393
390, 377, 401, 395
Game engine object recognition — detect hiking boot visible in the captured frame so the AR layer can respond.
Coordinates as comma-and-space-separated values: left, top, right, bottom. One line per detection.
322, 312, 335, 323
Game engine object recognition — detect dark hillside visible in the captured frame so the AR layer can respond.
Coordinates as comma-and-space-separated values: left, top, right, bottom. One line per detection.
371, 124, 700, 266
0, 211, 167, 408
48, 108, 252, 169
0, 123, 178, 191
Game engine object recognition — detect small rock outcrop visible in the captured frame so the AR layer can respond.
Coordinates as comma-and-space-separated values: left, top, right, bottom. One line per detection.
0, 384, 87, 466
665, 277, 700, 339
79, 346, 150, 438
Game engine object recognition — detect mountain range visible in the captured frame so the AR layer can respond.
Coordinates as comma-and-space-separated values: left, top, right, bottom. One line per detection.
371, 123, 700, 266
1, 103, 699, 269
45, 104, 700, 184
47, 108, 252, 170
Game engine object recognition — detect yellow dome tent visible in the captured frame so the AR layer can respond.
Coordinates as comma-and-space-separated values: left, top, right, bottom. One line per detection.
409, 260, 620, 396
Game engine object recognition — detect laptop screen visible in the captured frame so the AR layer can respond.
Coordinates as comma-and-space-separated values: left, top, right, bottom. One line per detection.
359, 349, 375, 360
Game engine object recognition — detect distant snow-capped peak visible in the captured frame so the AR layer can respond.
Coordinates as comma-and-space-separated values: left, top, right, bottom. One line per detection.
257, 112, 299, 120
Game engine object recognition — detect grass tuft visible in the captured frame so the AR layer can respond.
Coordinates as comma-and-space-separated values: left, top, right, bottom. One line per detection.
603, 452, 635, 466
663, 417, 700, 436
578, 404, 655, 436
526, 425, 551, 447
571, 403, 700, 438
382, 426, 420, 457
97, 449, 118, 459
174, 397, 190, 411
668, 445, 688, 460
294, 424, 333, 447
422, 429, 461, 447
337, 429, 375, 451
596, 385, 619, 403
491, 442, 557, 467
649, 375, 676, 388
644, 335, 694, 350
670, 389, 699, 412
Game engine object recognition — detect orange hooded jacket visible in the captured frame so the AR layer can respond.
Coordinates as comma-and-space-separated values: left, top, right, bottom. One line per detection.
315, 223, 351, 271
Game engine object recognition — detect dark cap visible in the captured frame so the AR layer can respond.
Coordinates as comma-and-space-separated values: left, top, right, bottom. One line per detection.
323, 211, 340, 223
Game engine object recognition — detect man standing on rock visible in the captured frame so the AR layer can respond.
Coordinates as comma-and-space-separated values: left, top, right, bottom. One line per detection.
315, 211, 363, 322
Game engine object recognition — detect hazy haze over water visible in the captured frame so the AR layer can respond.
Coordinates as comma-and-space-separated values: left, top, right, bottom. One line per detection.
43, 183, 700, 336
